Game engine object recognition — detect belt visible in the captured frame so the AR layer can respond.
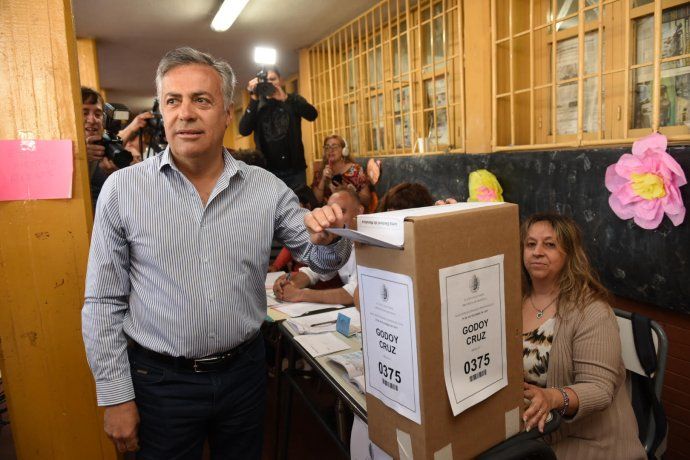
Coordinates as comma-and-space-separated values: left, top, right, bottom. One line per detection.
129, 331, 261, 373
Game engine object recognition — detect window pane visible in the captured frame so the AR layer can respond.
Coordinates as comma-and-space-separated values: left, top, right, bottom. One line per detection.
433, 15, 445, 62
557, 82, 578, 135
634, 15, 654, 65
632, 0, 653, 7
514, 34, 530, 91
557, 36, 578, 81
583, 77, 602, 133
424, 77, 447, 108
497, 96, 511, 145
660, 59, 690, 127
497, 41, 510, 94
347, 102, 359, 153
584, 31, 600, 76
631, 66, 653, 129
662, 4, 690, 59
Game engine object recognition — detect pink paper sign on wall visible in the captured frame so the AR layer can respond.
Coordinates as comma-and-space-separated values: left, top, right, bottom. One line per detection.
0, 140, 73, 201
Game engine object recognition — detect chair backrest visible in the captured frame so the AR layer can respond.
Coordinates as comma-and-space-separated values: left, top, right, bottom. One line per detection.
613, 308, 669, 458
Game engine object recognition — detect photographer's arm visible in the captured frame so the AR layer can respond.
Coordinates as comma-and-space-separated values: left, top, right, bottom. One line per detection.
118, 112, 154, 144
238, 98, 260, 136
290, 94, 318, 121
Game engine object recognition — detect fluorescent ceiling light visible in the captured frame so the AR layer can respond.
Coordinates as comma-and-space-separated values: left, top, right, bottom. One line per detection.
254, 47, 277, 66
211, 0, 250, 32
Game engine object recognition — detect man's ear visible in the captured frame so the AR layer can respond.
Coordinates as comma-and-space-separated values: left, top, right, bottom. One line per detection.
225, 103, 234, 128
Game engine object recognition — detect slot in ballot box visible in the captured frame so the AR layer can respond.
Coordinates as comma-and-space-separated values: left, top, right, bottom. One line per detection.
331, 202, 524, 459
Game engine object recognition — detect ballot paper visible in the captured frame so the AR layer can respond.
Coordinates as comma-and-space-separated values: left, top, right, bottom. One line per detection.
294, 332, 350, 357
265, 271, 286, 289
286, 307, 361, 334
328, 202, 502, 249
329, 351, 366, 393
275, 302, 348, 318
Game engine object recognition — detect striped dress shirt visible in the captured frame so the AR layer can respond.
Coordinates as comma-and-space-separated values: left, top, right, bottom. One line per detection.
82, 148, 350, 406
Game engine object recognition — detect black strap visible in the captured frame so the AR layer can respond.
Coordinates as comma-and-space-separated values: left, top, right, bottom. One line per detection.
631, 313, 657, 376
630, 313, 667, 459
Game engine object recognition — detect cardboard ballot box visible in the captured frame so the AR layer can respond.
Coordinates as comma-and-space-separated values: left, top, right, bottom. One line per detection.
336, 202, 523, 459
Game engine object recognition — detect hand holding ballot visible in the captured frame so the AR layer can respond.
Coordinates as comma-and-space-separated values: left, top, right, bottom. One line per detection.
304, 203, 346, 245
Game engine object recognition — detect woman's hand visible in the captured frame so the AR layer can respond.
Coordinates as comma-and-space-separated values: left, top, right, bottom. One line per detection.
523, 382, 560, 433
322, 165, 333, 181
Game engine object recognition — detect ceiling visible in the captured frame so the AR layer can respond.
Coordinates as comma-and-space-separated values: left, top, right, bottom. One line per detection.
73, 0, 374, 112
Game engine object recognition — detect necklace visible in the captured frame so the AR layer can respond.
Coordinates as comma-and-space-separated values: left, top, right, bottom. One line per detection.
529, 295, 558, 319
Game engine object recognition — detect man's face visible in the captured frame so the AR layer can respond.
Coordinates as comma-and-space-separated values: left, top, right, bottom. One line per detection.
160, 64, 232, 161
328, 191, 364, 227
83, 101, 104, 139
267, 71, 282, 89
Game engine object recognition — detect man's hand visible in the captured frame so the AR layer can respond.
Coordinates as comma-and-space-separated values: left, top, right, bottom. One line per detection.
279, 283, 305, 302
100, 157, 118, 174
269, 84, 288, 102
104, 400, 140, 453
119, 112, 154, 144
246, 78, 259, 100
86, 135, 105, 162
305, 203, 346, 245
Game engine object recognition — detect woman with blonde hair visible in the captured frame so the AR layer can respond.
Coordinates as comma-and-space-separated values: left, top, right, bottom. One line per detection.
312, 134, 371, 208
521, 213, 645, 459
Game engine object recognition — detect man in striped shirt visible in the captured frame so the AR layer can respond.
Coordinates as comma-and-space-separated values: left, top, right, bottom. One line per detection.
82, 47, 350, 459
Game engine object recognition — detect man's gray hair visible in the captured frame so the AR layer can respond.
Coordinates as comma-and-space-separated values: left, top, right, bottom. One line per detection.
155, 47, 236, 110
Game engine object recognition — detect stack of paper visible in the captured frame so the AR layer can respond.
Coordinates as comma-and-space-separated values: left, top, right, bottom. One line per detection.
274, 302, 348, 318
294, 333, 350, 357
286, 307, 361, 334
265, 271, 286, 289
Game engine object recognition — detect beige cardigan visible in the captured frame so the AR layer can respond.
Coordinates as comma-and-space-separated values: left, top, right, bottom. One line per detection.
545, 299, 646, 460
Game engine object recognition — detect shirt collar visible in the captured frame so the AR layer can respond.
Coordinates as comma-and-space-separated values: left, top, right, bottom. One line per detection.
158, 147, 246, 180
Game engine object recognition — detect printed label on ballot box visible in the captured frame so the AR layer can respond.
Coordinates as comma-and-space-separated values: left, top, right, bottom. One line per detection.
358, 266, 421, 424
439, 254, 508, 416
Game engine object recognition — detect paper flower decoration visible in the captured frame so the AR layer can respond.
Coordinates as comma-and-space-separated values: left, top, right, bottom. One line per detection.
605, 133, 686, 230
468, 169, 504, 202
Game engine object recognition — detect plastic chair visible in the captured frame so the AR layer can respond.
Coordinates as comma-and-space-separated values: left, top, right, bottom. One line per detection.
614, 308, 669, 459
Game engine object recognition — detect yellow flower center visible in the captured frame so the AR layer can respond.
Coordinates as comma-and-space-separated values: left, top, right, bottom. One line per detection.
630, 172, 666, 200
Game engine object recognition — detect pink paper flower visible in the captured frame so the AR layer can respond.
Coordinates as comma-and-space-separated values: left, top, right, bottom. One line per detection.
605, 133, 686, 230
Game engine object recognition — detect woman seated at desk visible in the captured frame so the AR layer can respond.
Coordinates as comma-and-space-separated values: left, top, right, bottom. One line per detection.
521, 213, 645, 459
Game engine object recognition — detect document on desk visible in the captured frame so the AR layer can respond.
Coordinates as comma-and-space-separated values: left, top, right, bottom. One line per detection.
358, 266, 421, 424
439, 254, 508, 416
265, 291, 281, 307
294, 332, 350, 357
286, 307, 360, 334
274, 302, 347, 318
265, 271, 286, 289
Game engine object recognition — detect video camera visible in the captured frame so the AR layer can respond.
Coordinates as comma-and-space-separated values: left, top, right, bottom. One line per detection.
97, 102, 133, 169
253, 68, 276, 98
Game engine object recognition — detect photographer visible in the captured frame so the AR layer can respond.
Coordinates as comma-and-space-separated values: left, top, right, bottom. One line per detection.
238, 68, 317, 190
81, 87, 145, 208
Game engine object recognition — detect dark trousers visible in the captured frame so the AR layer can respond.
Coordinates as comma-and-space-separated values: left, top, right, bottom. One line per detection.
129, 336, 267, 460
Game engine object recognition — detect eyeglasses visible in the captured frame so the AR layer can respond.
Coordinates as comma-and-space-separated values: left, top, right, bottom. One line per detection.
323, 144, 341, 151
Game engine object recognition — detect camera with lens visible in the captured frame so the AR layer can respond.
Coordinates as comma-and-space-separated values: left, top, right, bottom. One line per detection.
95, 102, 133, 169
141, 99, 167, 155
253, 68, 276, 98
